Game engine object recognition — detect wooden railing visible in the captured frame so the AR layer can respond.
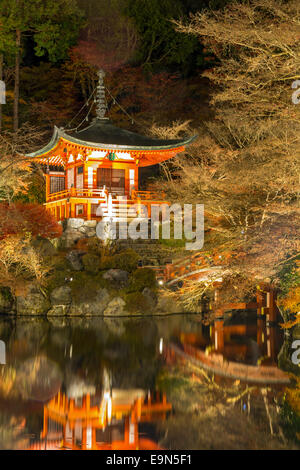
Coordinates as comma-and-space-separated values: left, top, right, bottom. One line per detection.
47, 188, 167, 204
47, 188, 108, 202
47, 189, 69, 201
134, 190, 166, 200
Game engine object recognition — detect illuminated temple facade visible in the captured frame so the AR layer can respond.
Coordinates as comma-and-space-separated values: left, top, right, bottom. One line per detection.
26, 70, 196, 222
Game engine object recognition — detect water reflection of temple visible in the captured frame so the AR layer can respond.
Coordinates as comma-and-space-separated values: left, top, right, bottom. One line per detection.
29, 389, 171, 450
167, 313, 289, 384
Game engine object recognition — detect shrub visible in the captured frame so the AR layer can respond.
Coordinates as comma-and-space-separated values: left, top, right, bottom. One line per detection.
112, 249, 140, 272
65, 271, 113, 303
82, 253, 101, 274
0, 202, 62, 239
86, 237, 105, 254
100, 249, 140, 272
124, 291, 153, 313
129, 267, 157, 292
100, 255, 115, 270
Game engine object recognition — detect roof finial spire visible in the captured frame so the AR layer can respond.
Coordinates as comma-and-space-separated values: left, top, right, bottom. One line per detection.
95, 69, 108, 121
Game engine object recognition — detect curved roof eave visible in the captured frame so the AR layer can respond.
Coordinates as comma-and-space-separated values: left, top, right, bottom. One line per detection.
58, 127, 198, 151
26, 127, 60, 159
26, 126, 198, 158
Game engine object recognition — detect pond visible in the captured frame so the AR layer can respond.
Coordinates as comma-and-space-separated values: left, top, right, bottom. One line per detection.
0, 312, 298, 450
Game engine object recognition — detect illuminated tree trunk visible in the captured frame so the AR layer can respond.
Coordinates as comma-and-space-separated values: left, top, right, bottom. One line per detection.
13, 29, 21, 132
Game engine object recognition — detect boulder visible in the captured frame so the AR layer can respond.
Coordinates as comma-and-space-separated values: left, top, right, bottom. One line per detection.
84, 220, 97, 228
0, 286, 15, 314
142, 287, 158, 310
66, 218, 85, 229
16, 286, 51, 316
59, 230, 83, 249
66, 250, 84, 271
86, 228, 97, 238
103, 269, 129, 287
47, 316, 69, 328
103, 297, 126, 316
69, 288, 110, 316
47, 305, 70, 316
50, 286, 72, 305
78, 225, 96, 237
104, 318, 126, 336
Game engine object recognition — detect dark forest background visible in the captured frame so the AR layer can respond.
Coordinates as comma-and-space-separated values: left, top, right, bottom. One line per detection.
0, 0, 232, 134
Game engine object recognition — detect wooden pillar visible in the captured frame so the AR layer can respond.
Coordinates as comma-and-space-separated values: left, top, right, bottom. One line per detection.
135, 159, 139, 191
82, 427, 87, 450
137, 196, 142, 216
268, 288, 278, 323
256, 288, 264, 316
124, 416, 130, 445
136, 396, 142, 421
66, 201, 70, 218
41, 407, 48, 438
69, 398, 75, 412
57, 390, 61, 408
70, 201, 75, 218
214, 319, 224, 352
268, 325, 277, 361
45, 174, 50, 202
92, 428, 96, 450
257, 316, 266, 355
72, 428, 75, 449
87, 201, 91, 220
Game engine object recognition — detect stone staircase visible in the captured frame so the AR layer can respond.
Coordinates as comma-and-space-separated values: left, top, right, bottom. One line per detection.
114, 236, 183, 266
98, 197, 144, 222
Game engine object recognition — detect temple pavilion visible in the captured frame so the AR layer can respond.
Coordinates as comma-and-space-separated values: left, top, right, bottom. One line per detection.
26, 70, 196, 222
29, 389, 171, 450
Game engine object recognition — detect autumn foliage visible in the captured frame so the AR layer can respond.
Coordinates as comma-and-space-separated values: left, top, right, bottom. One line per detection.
154, 0, 300, 308
0, 203, 62, 240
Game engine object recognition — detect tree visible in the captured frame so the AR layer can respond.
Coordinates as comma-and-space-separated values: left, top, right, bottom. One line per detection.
74, 0, 138, 73
0, 124, 46, 201
157, 0, 300, 304
0, 203, 62, 240
0, 124, 62, 291
0, 0, 83, 130
125, 0, 201, 73
277, 258, 300, 327
0, 233, 54, 291
0, 16, 16, 130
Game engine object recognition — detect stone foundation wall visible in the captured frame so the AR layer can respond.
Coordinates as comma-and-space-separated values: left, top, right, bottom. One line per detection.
58, 218, 97, 249
0, 283, 185, 318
